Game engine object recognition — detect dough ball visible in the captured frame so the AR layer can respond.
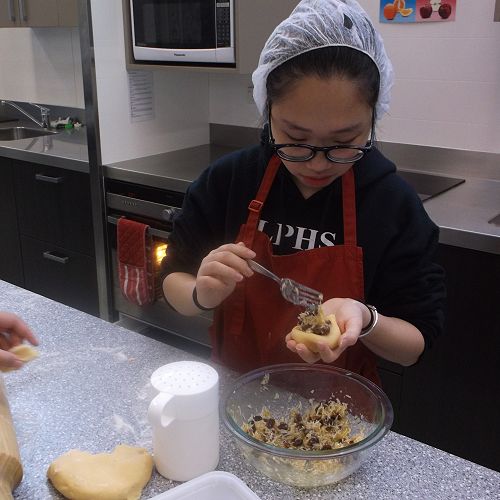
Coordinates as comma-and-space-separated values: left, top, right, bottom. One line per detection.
47, 444, 154, 500
0, 344, 39, 372
10, 344, 39, 362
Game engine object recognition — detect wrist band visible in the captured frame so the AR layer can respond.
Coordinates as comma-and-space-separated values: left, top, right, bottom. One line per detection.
192, 287, 214, 311
358, 303, 378, 338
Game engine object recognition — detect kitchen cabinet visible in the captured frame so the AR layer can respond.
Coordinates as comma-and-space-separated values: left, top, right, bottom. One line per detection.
14, 160, 94, 257
0, 160, 24, 287
393, 244, 500, 472
0, 0, 78, 28
376, 358, 404, 430
56, 0, 78, 27
0, 157, 98, 316
21, 235, 98, 316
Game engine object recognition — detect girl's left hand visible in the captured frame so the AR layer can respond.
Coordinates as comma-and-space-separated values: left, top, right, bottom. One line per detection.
285, 298, 366, 364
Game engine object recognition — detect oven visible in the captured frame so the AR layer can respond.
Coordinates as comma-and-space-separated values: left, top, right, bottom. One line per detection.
105, 178, 212, 347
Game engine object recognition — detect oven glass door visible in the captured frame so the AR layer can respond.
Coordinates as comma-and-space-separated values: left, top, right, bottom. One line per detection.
132, 0, 216, 49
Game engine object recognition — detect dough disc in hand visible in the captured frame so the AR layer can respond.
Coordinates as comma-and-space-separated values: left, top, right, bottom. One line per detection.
47, 444, 154, 500
0, 344, 39, 372
10, 344, 39, 362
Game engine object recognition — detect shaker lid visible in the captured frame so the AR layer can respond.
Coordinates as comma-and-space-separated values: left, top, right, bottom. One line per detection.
151, 361, 219, 396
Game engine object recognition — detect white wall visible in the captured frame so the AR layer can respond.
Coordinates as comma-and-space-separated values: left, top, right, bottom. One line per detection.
91, 0, 210, 165
0, 27, 83, 107
209, 0, 500, 153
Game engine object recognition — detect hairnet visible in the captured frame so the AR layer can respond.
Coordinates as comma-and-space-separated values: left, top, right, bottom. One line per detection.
252, 0, 394, 121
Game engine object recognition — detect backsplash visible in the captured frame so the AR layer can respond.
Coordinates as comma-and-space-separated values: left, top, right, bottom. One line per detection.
0, 101, 85, 125
209, 0, 500, 154
0, 27, 83, 108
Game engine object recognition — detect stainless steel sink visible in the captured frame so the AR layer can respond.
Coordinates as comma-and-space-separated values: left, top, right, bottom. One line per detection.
0, 126, 57, 141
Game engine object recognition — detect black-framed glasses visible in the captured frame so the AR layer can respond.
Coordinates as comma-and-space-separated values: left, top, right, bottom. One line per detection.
268, 107, 375, 164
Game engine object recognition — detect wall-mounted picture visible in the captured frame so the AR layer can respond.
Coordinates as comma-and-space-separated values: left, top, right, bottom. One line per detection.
380, 0, 456, 23
380, 0, 416, 23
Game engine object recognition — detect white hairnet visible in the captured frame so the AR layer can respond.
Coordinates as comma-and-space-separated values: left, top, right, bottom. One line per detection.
252, 0, 394, 121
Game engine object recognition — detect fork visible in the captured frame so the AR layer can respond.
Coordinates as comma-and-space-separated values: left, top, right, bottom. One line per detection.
247, 260, 323, 309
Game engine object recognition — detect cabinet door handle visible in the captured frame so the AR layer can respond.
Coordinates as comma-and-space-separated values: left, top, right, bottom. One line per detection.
18, 0, 27, 21
8, 0, 16, 21
43, 251, 69, 265
35, 173, 64, 184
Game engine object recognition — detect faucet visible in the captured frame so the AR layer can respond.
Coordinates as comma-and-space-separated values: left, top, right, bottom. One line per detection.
0, 100, 51, 129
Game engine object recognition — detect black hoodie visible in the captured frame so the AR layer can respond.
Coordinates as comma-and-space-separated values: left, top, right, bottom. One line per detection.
163, 141, 446, 352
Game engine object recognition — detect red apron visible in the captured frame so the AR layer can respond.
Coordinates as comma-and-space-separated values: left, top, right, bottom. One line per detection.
209, 155, 380, 384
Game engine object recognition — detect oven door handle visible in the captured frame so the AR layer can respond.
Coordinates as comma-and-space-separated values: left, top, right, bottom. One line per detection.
107, 216, 171, 240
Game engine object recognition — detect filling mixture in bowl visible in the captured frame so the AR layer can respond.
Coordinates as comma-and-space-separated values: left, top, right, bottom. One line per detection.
242, 398, 364, 451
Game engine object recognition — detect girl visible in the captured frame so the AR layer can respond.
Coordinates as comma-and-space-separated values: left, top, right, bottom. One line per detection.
162, 0, 445, 384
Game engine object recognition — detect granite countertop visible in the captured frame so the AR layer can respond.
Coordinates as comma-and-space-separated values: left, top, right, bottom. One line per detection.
0, 120, 89, 173
1, 279, 499, 500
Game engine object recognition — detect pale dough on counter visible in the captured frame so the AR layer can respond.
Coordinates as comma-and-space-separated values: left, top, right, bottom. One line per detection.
0, 344, 39, 372
47, 444, 154, 500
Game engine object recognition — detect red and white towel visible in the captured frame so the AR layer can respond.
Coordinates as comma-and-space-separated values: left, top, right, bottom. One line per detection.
117, 217, 154, 306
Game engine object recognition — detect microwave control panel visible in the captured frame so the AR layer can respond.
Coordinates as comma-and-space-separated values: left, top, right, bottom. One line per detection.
216, 2, 232, 48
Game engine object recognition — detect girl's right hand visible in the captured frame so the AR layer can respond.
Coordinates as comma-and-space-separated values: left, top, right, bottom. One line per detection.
194, 242, 256, 309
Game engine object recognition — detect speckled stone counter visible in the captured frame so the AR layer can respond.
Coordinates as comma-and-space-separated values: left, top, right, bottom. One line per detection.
1, 280, 499, 500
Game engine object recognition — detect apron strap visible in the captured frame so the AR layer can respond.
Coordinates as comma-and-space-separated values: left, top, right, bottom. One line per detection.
241, 154, 282, 247
342, 168, 357, 246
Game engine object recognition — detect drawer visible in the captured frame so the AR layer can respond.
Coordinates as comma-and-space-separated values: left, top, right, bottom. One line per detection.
14, 161, 94, 256
21, 236, 99, 316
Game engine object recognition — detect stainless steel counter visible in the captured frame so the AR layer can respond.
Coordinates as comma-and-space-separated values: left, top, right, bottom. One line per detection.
0, 120, 498, 255
0, 120, 89, 173
103, 144, 235, 192
104, 142, 500, 255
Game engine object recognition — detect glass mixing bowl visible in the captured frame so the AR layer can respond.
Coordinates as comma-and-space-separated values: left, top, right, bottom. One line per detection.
222, 363, 393, 488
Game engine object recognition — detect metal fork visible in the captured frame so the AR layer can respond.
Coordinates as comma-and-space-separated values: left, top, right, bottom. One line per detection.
247, 260, 323, 309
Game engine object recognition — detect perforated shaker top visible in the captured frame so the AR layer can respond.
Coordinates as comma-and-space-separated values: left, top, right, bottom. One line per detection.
151, 361, 219, 396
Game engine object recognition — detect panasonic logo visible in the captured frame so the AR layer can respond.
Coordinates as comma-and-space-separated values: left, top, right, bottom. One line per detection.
174, 53, 186, 57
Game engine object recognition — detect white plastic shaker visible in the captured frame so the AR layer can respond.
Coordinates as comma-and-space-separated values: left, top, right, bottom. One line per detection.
148, 361, 220, 481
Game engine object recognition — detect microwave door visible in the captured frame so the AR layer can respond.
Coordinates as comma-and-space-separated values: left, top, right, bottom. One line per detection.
134, 0, 216, 49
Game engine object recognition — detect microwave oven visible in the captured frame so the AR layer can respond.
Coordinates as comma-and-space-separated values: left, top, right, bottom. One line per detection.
130, 0, 235, 65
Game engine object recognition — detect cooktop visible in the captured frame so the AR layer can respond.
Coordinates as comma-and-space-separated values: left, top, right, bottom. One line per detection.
397, 170, 465, 202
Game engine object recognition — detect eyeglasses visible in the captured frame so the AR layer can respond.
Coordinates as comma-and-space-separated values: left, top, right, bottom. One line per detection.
268, 107, 375, 164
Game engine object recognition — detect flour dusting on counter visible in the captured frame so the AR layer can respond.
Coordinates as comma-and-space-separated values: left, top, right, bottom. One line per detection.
112, 414, 137, 437
91, 346, 132, 362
